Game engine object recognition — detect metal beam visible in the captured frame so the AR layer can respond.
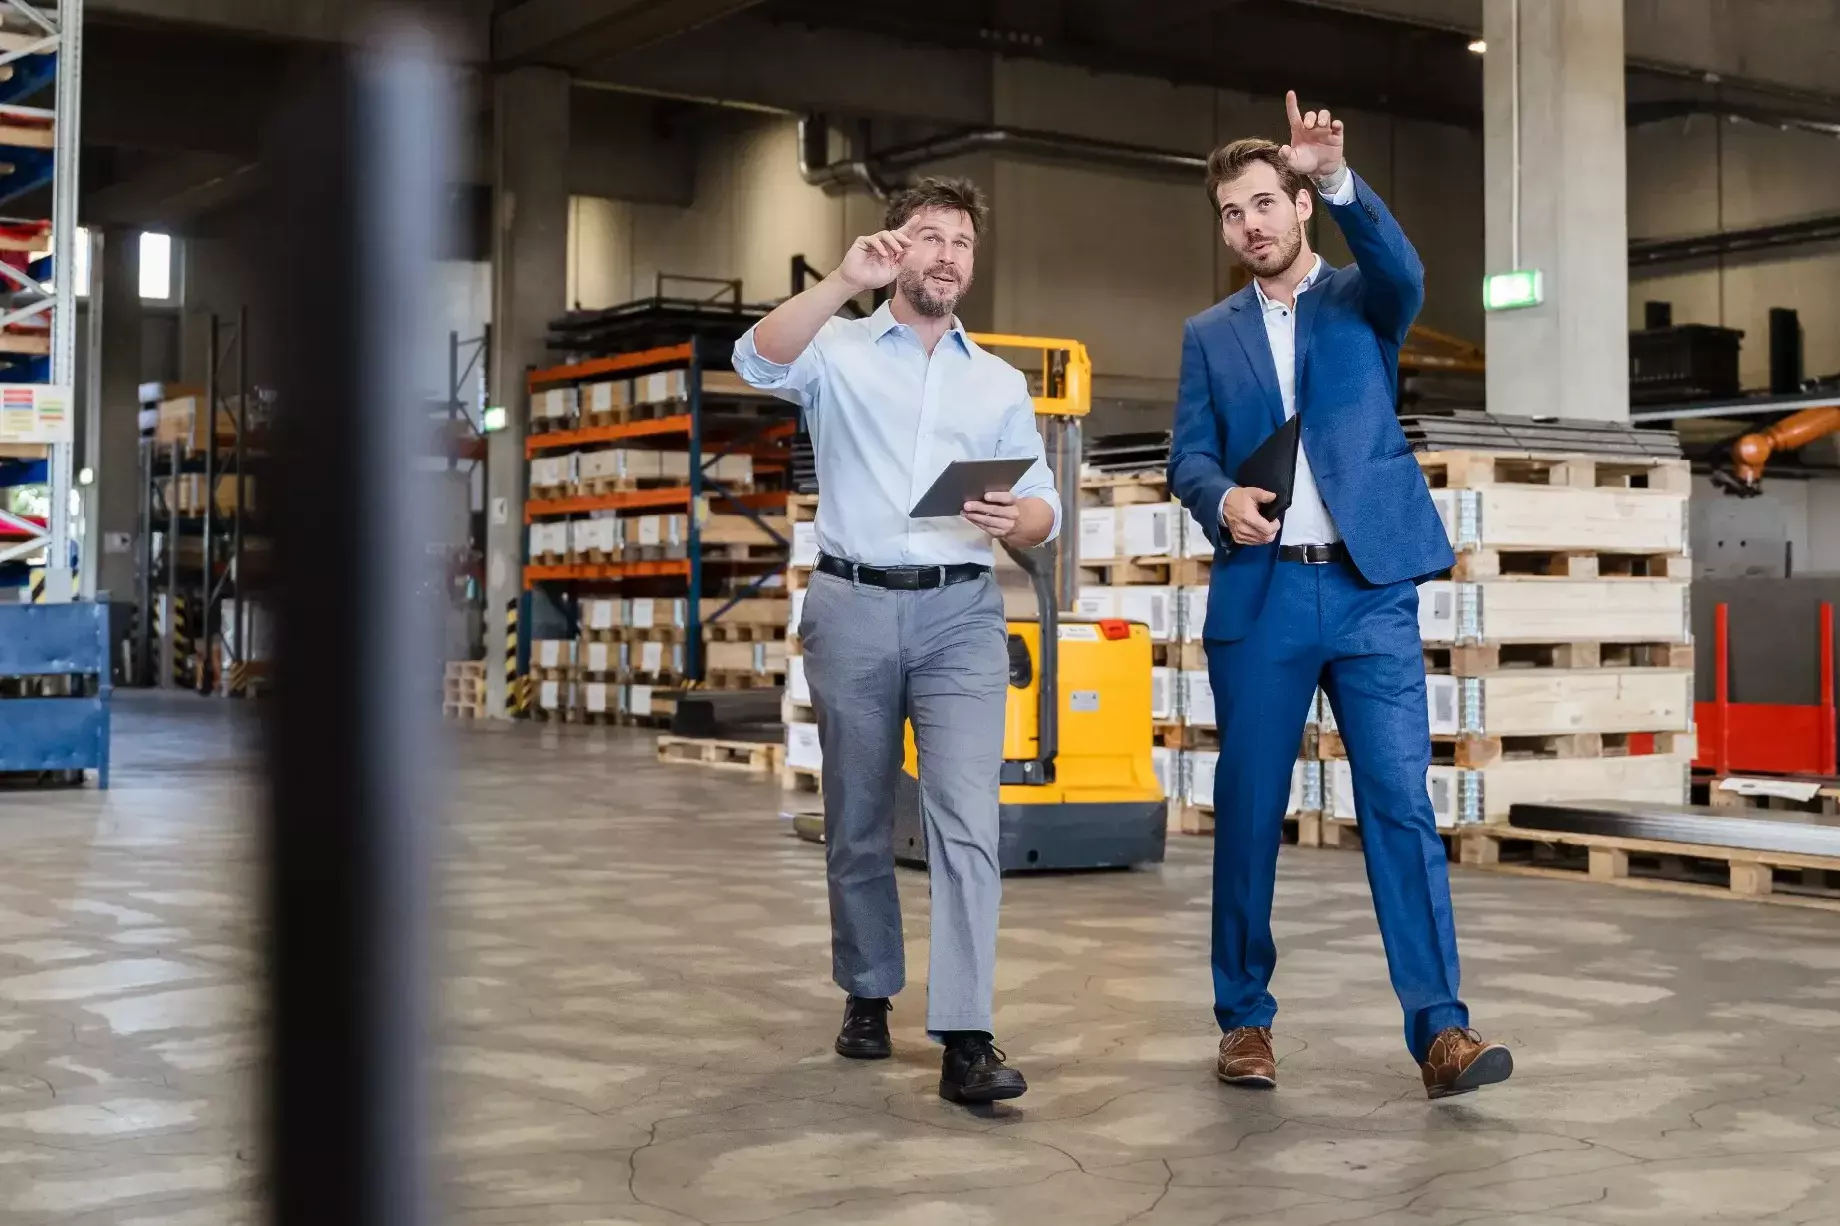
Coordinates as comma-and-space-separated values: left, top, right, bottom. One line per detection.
1629, 213, 1840, 268
493, 0, 767, 67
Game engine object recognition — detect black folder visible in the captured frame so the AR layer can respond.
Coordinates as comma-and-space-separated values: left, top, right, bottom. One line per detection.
1234, 415, 1299, 521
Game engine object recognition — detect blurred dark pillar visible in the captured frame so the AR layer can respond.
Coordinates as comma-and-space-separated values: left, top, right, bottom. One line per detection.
260, 22, 452, 1226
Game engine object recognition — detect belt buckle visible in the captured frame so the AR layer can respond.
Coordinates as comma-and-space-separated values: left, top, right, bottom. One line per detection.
1301, 545, 1330, 565
935, 565, 948, 588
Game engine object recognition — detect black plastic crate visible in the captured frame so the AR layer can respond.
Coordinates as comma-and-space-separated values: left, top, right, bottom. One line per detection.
1630, 324, 1743, 404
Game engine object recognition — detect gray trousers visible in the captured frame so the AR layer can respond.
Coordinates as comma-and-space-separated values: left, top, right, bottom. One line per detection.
798, 567, 1008, 1034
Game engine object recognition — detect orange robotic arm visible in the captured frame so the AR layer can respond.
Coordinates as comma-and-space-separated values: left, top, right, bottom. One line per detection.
1731, 406, 1840, 486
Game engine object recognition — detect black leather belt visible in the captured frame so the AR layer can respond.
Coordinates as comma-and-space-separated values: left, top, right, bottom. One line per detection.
1278, 542, 1347, 565
816, 553, 990, 590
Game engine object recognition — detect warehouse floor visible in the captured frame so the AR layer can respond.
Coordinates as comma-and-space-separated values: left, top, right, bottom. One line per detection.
3, 695, 1839, 1224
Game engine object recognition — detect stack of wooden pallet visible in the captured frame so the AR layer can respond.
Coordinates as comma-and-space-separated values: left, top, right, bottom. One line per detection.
700, 596, 791, 690
1307, 448, 1694, 846
443, 660, 488, 720
781, 495, 823, 795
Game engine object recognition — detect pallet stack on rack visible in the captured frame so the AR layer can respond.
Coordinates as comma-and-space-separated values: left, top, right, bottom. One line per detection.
1306, 448, 1695, 850
780, 494, 822, 794
518, 335, 795, 729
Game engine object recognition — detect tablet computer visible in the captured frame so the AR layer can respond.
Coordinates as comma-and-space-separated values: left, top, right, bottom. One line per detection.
909, 458, 1036, 518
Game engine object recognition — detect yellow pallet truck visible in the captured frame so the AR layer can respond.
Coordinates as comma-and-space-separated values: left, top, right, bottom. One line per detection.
891, 335, 1167, 872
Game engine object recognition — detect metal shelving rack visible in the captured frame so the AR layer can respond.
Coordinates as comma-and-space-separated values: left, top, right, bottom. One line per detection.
0, 0, 79, 602
522, 330, 795, 686
137, 310, 264, 694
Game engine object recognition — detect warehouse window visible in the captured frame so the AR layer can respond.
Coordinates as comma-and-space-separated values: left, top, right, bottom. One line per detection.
66, 227, 178, 301
139, 233, 173, 300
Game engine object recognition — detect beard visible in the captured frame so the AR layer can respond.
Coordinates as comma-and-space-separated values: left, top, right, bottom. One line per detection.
1235, 220, 1304, 277
896, 262, 971, 318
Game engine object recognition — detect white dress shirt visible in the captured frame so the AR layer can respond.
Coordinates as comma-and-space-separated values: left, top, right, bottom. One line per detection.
1222, 166, 1357, 547
732, 302, 1060, 567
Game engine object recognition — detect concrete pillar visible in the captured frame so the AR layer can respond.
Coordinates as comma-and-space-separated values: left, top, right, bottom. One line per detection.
1482, 0, 1629, 421
83, 227, 143, 602
485, 67, 570, 715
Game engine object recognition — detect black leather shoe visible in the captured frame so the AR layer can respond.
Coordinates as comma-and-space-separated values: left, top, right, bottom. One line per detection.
834, 996, 892, 1060
939, 1036, 1028, 1104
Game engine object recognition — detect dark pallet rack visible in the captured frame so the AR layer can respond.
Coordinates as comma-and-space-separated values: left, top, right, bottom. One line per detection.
135, 310, 266, 695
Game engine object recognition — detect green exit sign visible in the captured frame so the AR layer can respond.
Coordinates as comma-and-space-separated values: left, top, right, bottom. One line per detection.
1483, 269, 1543, 311
481, 405, 508, 432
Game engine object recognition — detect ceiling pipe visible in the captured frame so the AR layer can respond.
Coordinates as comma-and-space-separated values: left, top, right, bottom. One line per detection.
796, 114, 1207, 198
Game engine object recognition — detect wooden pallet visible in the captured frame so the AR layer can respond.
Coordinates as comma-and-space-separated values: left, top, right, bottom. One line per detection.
1319, 728, 1695, 768
656, 735, 785, 775
1420, 577, 1690, 646
1425, 640, 1695, 676
782, 764, 822, 795
1150, 640, 1208, 671
1418, 449, 1692, 493
703, 620, 787, 643
1450, 548, 1691, 581
703, 669, 786, 691
1696, 774, 1840, 815
1456, 824, 1840, 911
1078, 557, 1209, 587
1079, 473, 1170, 506
782, 697, 815, 725
788, 494, 820, 524
1158, 723, 1220, 751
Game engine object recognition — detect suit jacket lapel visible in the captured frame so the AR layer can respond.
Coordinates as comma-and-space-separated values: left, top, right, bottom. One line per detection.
1226, 285, 1285, 433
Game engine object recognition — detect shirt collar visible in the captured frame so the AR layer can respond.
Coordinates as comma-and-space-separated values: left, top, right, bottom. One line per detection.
869, 300, 971, 352
1253, 254, 1324, 312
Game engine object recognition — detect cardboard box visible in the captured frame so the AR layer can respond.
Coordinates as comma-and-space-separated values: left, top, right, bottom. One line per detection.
1118, 586, 1173, 641
538, 678, 571, 710
1151, 746, 1180, 800
1075, 587, 1118, 619
1121, 503, 1174, 558
1151, 667, 1176, 722
581, 681, 611, 713
1185, 750, 1218, 806
534, 639, 575, 670
583, 598, 618, 631
1181, 507, 1216, 557
581, 381, 629, 416
1177, 586, 1208, 641
785, 721, 823, 770
154, 396, 237, 448
533, 387, 578, 423
1327, 759, 1460, 829
1180, 670, 1215, 728
792, 522, 820, 567
790, 588, 807, 633
581, 640, 614, 674
626, 597, 686, 630
1079, 507, 1118, 560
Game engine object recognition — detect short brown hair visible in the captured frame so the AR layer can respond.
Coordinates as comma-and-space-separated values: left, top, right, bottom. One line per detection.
885, 176, 989, 237
1204, 138, 1309, 217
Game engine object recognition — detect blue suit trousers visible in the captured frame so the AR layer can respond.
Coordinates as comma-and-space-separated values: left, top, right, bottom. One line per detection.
1206, 557, 1468, 1061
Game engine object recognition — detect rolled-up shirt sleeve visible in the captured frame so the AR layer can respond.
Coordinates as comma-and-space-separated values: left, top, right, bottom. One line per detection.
732, 322, 827, 417
999, 384, 1062, 543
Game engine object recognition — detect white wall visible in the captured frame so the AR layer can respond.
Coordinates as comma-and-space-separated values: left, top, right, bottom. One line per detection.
564, 66, 1486, 398
1628, 114, 1840, 387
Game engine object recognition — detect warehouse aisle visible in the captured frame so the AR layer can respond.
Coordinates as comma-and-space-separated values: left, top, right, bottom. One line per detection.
2, 695, 1838, 1224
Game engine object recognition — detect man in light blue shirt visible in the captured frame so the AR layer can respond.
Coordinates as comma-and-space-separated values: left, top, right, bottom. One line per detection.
733, 176, 1056, 1105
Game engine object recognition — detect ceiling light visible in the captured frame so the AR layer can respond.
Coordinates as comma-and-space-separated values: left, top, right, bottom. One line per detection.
1468, 38, 1486, 54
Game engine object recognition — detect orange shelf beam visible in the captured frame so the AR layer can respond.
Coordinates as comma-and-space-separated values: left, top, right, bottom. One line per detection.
524, 560, 690, 588
526, 414, 691, 456
528, 344, 694, 391
524, 488, 789, 522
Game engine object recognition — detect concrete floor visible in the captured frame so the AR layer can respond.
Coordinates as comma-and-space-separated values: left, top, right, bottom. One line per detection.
2, 695, 1840, 1224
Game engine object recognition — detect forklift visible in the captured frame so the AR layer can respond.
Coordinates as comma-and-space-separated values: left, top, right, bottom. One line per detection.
891, 335, 1168, 873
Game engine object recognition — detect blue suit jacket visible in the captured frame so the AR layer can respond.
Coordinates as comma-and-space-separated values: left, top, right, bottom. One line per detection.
1167, 172, 1455, 643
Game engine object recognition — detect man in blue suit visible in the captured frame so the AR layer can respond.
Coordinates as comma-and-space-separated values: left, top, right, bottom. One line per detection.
1168, 93, 1512, 1100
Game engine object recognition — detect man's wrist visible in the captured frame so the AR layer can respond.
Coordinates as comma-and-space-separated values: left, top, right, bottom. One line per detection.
1312, 165, 1351, 197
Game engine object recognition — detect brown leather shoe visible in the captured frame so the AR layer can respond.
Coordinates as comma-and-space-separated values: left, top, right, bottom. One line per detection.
1419, 1027, 1513, 1100
1216, 1026, 1276, 1088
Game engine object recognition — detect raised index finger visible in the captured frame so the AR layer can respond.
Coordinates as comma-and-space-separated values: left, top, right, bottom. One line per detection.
1285, 89, 1304, 130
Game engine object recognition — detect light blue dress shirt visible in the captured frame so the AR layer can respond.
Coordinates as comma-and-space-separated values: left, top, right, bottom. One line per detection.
733, 302, 1061, 567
